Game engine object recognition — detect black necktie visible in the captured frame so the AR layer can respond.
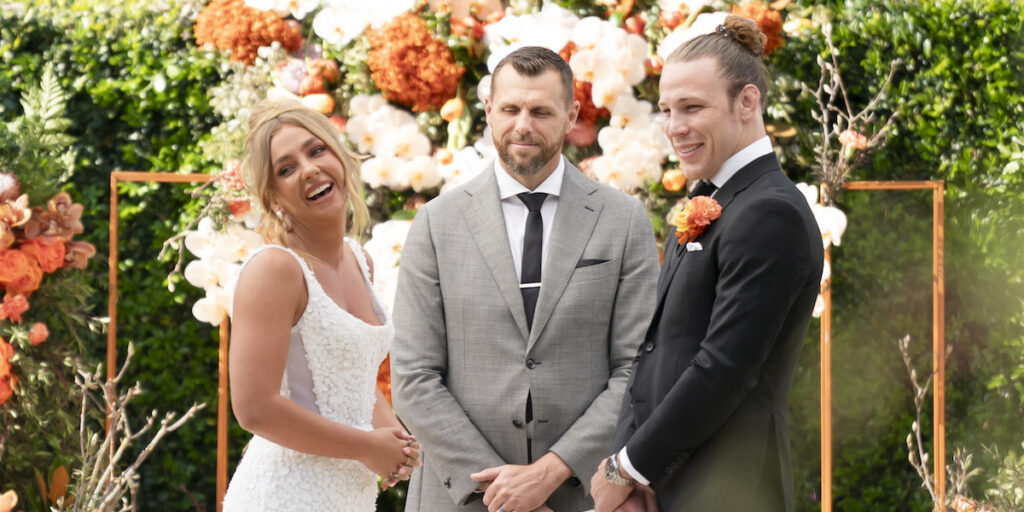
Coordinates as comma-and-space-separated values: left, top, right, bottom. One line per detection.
688, 180, 718, 199
517, 192, 547, 331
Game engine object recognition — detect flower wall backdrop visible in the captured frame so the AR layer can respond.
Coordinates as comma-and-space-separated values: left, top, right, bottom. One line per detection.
183, 0, 852, 323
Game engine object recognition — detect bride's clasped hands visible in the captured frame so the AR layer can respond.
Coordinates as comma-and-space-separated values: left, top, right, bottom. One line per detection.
362, 427, 422, 490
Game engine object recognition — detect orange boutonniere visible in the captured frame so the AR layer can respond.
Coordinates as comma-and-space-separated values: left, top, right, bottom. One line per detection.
672, 196, 723, 245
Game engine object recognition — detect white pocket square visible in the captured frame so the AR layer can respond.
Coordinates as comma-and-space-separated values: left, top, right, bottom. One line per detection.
686, 242, 703, 252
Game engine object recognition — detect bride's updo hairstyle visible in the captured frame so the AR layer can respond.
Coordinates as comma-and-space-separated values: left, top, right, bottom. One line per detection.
667, 15, 769, 108
241, 98, 369, 245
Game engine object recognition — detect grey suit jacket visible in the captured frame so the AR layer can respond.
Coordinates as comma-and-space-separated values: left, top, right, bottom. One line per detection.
391, 161, 659, 511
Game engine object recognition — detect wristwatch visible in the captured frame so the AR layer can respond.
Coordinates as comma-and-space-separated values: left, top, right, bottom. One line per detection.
604, 454, 636, 487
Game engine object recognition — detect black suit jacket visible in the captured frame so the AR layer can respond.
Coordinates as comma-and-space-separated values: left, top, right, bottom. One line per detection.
613, 154, 824, 512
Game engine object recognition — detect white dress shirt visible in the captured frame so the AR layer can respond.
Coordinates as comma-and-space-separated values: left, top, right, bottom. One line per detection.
618, 135, 775, 485
494, 156, 565, 282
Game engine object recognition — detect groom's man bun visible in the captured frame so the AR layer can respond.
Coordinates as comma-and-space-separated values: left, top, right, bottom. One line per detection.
666, 14, 770, 108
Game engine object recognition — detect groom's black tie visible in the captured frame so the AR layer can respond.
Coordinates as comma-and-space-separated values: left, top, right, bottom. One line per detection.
518, 192, 547, 331
688, 179, 718, 199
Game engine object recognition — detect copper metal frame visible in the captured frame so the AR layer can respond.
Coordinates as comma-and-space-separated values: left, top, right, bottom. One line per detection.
820, 180, 946, 512
107, 174, 946, 512
108, 172, 230, 511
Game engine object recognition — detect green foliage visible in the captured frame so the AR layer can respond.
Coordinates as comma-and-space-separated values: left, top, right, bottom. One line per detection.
773, 0, 1024, 509
1, 0, 237, 509
0, 61, 100, 512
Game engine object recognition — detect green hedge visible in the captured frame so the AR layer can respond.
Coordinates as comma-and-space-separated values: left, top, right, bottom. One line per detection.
1, 1, 243, 509
770, 0, 1024, 509
2, 0, 1022, 510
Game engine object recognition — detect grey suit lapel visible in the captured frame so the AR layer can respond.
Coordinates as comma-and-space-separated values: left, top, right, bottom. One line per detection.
529, 164, 601, 350
459, 166, 531, 342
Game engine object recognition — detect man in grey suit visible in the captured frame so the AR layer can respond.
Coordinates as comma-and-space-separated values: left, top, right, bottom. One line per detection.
391, 46, 659, 512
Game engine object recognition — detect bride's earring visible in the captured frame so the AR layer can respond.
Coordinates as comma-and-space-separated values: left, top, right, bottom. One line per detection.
275, 209, 291, 231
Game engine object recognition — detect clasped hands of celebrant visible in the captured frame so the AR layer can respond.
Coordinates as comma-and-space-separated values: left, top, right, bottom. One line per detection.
468, 452, 571, 512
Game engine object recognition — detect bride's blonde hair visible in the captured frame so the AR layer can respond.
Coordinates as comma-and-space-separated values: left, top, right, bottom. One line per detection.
241, 98, 369, 245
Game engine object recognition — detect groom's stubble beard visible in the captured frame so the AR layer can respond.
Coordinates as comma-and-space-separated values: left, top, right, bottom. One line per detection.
496, 131, 562, 177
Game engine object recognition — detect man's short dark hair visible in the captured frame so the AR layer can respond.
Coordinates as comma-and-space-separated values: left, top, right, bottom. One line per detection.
491, 46, 575, 107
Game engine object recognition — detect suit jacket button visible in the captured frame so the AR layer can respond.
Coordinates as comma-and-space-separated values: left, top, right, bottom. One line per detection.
525, 358, 537, 369
512, 419, 523, 428
444, 477, 451, 488
643, 342, 655, 352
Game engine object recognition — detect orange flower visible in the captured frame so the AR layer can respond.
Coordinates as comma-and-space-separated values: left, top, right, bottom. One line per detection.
29, 322, 49, 346
0, 194, 31, 229
0, 337, 13, 372
0, 377, 12, 406
0, 223, 13, 252
63, 241, 96, 270
227, 200, 252, 218
0, 337, 14, 407
672, 196, 722, 245
366, 14, 465, 112
0, 250, 43, 295
560, 43, 611, 124
440, 97, 465, 122
377, 355, 392, 405
0, 293, 29, 323
193, 0, 302, 64
661, 169, 688, 192
731, 1, 784, 55
20, 238, 66, 274
23, 192, 84, 242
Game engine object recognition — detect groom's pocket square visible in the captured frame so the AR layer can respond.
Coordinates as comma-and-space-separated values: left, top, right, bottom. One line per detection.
685, 242, 703, 252
576, 258, 609, 268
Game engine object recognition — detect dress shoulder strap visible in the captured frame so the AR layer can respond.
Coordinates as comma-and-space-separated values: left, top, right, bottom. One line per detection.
343, 237, 372, 283
240, 244, 316, 283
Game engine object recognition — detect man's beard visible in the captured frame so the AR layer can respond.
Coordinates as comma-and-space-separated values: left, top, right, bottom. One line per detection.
496, 133, 560, 176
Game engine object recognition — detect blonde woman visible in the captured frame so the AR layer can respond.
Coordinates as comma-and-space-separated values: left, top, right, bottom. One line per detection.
222, 99, 420, 510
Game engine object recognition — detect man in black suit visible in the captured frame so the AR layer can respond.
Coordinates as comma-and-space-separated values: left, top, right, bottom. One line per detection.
591, 15, 824, 512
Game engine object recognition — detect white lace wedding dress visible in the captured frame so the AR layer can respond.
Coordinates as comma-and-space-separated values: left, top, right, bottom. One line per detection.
222, 240, 392, 511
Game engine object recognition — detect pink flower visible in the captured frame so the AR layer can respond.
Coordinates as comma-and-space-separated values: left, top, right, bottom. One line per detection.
29, 322, 49, 346
838, 129, 868, 150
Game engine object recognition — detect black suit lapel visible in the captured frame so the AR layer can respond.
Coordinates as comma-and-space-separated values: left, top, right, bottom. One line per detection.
653, 153, 781, 309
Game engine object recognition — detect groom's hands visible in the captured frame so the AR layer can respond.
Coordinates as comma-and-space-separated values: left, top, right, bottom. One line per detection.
470, 452, 571, 512
591, 457, 641, 512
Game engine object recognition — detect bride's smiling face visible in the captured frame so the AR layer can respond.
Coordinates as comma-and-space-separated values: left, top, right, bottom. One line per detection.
269, 124, 348, 225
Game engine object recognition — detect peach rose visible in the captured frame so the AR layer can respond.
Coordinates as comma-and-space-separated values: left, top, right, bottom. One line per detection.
20, 238, 66, 274
29, 322, 49, 346
673, 196, 723, 245
0, 249, 43, 295
0, 293, 29, 323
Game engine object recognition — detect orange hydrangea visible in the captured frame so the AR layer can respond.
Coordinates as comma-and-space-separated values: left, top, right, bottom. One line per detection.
672, 196, 723, 245
194, 0, 303, 64
19, 238, 66, 274
366, 14, 465, 112
731, 1, 784, 55
0, 293, 29, 323
0, 250, 42, 296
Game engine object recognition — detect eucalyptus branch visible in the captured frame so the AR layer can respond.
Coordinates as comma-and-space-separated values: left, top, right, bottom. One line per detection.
804, 26, 901, 204
68, 343, 206, 512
